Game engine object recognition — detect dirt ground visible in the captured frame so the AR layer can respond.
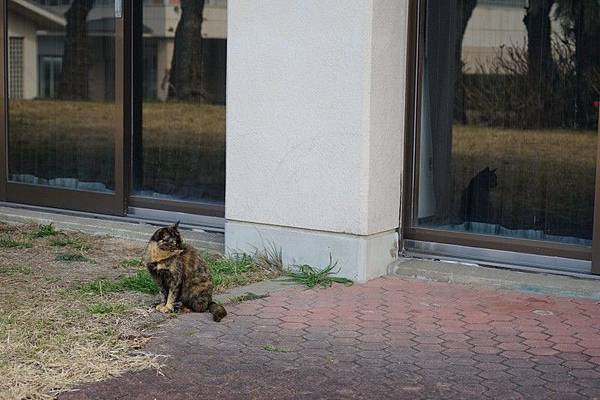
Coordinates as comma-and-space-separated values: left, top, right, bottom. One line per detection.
0, 221, 275, 400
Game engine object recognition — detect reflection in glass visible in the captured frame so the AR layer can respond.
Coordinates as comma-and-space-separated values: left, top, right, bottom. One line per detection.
417, 0, 599, 245
8, 0, 116, 191
133, 0, 227, 203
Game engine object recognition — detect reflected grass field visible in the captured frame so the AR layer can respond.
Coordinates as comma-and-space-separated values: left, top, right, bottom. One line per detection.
451, 125, 597, 239
8, 99, 226, 201
8, 100, 598, 239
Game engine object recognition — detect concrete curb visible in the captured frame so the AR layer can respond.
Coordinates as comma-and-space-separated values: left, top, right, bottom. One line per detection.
389, 258, 600, 300
0, 205, 224, 253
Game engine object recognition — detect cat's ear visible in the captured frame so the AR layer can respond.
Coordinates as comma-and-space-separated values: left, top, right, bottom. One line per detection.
171, 221, 180, 229
491, 168, 497, 173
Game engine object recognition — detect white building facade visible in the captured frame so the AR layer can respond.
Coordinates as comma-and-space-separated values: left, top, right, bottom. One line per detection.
2, 0, 599, 279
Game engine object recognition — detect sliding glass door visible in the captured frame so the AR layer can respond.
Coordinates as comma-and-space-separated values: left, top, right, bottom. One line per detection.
128, 0, 226, 217
405, 0, 600, 272
0, 0, 226, 220
0, 0, 124, 214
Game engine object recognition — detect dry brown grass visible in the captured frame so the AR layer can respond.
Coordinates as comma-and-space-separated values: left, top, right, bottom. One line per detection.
0, 223, 167, 400
0, 221, 281, 399
451, 125, 596, 238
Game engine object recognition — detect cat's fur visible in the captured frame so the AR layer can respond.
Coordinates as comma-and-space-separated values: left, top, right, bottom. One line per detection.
459, 167, 498, 224
144, 222, 227, 322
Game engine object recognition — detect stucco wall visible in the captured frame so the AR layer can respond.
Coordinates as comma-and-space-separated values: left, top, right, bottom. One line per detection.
226, 0, 408, 237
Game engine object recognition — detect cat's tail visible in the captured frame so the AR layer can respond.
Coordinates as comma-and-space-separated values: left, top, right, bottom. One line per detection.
208, 301, 227, 322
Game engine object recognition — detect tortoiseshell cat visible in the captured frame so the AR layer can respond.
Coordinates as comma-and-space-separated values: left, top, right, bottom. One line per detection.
459, 167, 498, 224
144, 222, 227, 322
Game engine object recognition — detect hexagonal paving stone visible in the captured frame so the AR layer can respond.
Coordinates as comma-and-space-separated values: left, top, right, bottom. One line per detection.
58, 276, 600, 399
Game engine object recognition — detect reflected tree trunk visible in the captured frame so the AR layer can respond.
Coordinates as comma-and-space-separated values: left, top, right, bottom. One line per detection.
427, 1, 477, 222
59, 0, 95, 100
454, 0, 477, 124
555, 0, 600, 129
169, 0, 205, 101
524, 0, 557, 127
573, 2, 600, 129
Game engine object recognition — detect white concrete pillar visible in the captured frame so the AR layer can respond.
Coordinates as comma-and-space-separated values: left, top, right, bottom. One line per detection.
225, 0, 409, 282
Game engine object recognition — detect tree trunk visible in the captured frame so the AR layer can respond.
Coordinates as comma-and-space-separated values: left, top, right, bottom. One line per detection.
59, 0, 95, 100
573, 2, 600, 129
453, 0, 477, 124
169, 0, 205, 101
523, 0, 556, 127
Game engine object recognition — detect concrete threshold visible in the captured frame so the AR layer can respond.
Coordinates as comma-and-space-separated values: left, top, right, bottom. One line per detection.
0, 205, 224, 253
389, 258, 600, 300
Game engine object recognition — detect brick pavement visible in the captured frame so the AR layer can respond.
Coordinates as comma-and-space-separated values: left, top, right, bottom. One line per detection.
62, 276, 600, 399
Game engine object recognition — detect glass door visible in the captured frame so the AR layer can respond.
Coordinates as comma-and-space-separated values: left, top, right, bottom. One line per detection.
128, 0, 226, 218
405, 0, 600, 271
0, 0, 125, 214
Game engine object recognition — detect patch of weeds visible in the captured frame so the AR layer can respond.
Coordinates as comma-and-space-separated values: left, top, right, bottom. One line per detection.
0, 265, 32, 275
117, 270, 159, 295
252, 242, 285, 273
48, 237, 72, 247
79, 279, 122, 295
285, 255, 353, 288
49, 236, 91, 252
30, 223, 58, 238
120, 258, 144, 268
230, 292, 270, 304
263, 344, 289, 353
206, 245, 284, 291
0, 238, 32, 249
87, 303, 128, 315
206, 252, 257, 289
55, 253, 90, 263
79, 270, 159, 296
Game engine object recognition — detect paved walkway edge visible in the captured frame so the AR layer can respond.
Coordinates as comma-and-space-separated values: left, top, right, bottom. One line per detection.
214, 278, 296, 304
390, 258, 600, 300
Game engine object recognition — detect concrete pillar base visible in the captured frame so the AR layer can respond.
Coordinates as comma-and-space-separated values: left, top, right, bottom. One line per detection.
225, 220, 398, 283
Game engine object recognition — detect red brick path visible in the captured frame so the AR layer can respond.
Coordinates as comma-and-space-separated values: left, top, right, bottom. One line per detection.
62, 277, 600, 399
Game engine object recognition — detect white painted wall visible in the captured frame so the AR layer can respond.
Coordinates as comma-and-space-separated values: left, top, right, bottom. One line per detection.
226, 0, 408, 281
227, 0, 407, 237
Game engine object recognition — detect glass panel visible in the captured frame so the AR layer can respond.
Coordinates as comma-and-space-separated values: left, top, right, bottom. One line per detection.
7, 0, 116, 192
417, 0, 599, 246
133, 0, 226, 204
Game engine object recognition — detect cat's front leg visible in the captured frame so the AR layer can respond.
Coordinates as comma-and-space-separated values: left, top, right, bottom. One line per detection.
156, 282, 179, 313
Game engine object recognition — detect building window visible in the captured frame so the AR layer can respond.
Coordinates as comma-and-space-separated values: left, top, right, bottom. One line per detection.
415, 1, 599, 246
9, 37, 24, 99
39, 56, 62, 99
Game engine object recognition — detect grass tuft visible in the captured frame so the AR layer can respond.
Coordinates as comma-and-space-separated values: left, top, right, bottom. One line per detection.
0, 238, 32, 249
263, 344, 290, 353
0, 265, 32, 275
252, 242, 285, 273
48, 237, 73, 247
79, 270, 159, 296
31, 223, 58, 238
48, 236, 90, 251
207, 252, 256, 289
285, 255, 353, 288
87, 303, 128, 315
120, 258, 144, 268
117, 270, 159, 295
55, 253, 90, 263
229, 292, 270, 304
